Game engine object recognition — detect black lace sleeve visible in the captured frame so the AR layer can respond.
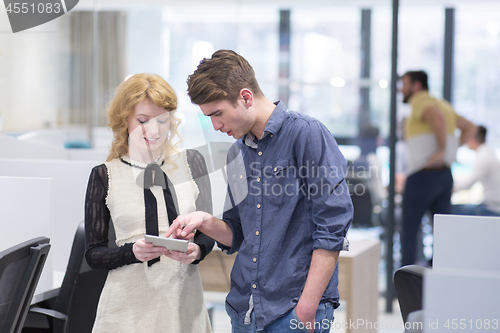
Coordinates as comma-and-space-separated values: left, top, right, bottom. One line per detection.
84, 164, 141, 270
186, 149, 216, 265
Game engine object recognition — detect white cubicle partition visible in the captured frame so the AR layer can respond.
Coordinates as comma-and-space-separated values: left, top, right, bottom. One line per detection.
67, 148, 109, 162
421, 214, 500, 333
0, 158, 100, 283
423, 268, 500, 333
0, 133, 67, 160
433, 214, 500, 271
0, 133, 111, 162
15, 127, 112, 152
0, 176, 53, 294
17, 129, 71, 148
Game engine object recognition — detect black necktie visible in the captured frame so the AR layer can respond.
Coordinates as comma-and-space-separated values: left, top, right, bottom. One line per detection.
143, 163, 179, 267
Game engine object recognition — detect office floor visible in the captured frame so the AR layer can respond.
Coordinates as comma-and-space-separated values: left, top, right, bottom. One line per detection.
204, 228, 405, 333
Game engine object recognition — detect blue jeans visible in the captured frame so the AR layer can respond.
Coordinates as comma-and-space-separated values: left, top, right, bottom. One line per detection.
226, 300, 335, 333
451, 204, 500, 217
401, 168, 453, 266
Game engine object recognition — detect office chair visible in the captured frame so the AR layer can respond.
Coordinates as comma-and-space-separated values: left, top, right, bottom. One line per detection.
349, 179, 375, 227
0, 237, 51, 333
394, 265, 431, 323
25, 221, 111, 333
346, 159, 380, 228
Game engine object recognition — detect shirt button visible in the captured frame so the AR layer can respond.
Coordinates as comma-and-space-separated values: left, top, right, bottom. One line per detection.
257, 204, 261, 209
256, 231, 260, 236
240, 174, 243, 179
274, 167, 277, 172
257, 177, 261, 182
252, 284, 257, 289
258, 151, 263, 156
253, 257, 257, 262
271, 134, 274, 138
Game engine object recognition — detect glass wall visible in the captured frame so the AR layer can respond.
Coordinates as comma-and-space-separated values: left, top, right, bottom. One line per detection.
397, 3, 445, 128
121, 3, 282, 148
2, 0, 500, 279
288, 5, 361, 137
1, 0, 500, 179
454, 3, 500, 148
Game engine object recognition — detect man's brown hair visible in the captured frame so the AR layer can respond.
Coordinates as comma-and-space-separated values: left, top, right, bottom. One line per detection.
187, 49, 263, 106
475, 125, 487, 144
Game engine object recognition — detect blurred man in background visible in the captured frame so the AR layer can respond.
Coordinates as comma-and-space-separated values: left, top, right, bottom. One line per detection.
452, 125, 500, 216
400, 70, 476, 266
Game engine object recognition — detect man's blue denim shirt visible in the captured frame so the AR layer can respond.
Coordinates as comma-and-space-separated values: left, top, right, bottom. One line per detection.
218, 101, 353, 331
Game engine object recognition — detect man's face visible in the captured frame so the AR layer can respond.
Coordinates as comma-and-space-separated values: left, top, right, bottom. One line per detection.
401, 75, 414, 103
199, 98, 255, 140
467, 136, 479, 150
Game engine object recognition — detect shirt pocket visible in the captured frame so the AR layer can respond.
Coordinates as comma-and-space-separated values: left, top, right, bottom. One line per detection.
263, 158, 300, 206
228, 166, 251, 207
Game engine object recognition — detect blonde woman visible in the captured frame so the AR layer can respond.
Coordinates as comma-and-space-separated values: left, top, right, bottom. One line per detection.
84, 74, 214, 332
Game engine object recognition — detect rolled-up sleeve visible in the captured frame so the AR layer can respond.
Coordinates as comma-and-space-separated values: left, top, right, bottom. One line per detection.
297, 121, 353, 252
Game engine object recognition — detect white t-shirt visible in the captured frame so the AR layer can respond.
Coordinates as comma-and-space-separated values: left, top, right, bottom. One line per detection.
454, 144, 500, 213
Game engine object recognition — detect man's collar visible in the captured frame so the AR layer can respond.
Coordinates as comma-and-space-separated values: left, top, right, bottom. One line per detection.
408, 90, 429, 104
263, 100, 287, 135
242, 101, 287, 148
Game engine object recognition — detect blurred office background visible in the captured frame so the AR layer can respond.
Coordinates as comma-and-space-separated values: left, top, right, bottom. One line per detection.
2, 0, 499, 238
2, 0, 500, 143
1, 0, 500, 331
2, 0, 500, 177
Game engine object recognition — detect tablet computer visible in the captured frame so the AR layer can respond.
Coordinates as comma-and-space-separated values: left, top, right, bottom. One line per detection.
144, 235, 189, 253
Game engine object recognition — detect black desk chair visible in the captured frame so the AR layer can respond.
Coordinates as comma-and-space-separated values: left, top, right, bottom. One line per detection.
394, 265, 431, 324
346, 158, 387, 229
24, 221, 111, 333
0, 237, 51, 333
348, 177, 375, 227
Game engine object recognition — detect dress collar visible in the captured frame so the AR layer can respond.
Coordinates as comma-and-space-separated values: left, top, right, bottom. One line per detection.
120, 153, 164, 170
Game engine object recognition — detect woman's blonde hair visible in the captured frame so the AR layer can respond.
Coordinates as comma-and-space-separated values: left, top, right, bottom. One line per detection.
106, 74, 181, 162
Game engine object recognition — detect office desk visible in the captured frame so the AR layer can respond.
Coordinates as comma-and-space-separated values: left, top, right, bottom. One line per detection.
198, 248, 234, 292
338, 239, 380, 333
198, 239, 381, 332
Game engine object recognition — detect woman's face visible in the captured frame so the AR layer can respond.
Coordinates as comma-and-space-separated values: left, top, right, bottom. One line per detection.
127, 99, 170, 161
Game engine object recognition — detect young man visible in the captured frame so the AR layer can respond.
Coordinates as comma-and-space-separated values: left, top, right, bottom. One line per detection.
400, 70, 476, 266
452, 125, 500, 216
166, 50, 352, 332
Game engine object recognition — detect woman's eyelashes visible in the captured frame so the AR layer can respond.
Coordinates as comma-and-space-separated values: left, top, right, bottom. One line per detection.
137, 115, 169, 124
157, 116, 169, 124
